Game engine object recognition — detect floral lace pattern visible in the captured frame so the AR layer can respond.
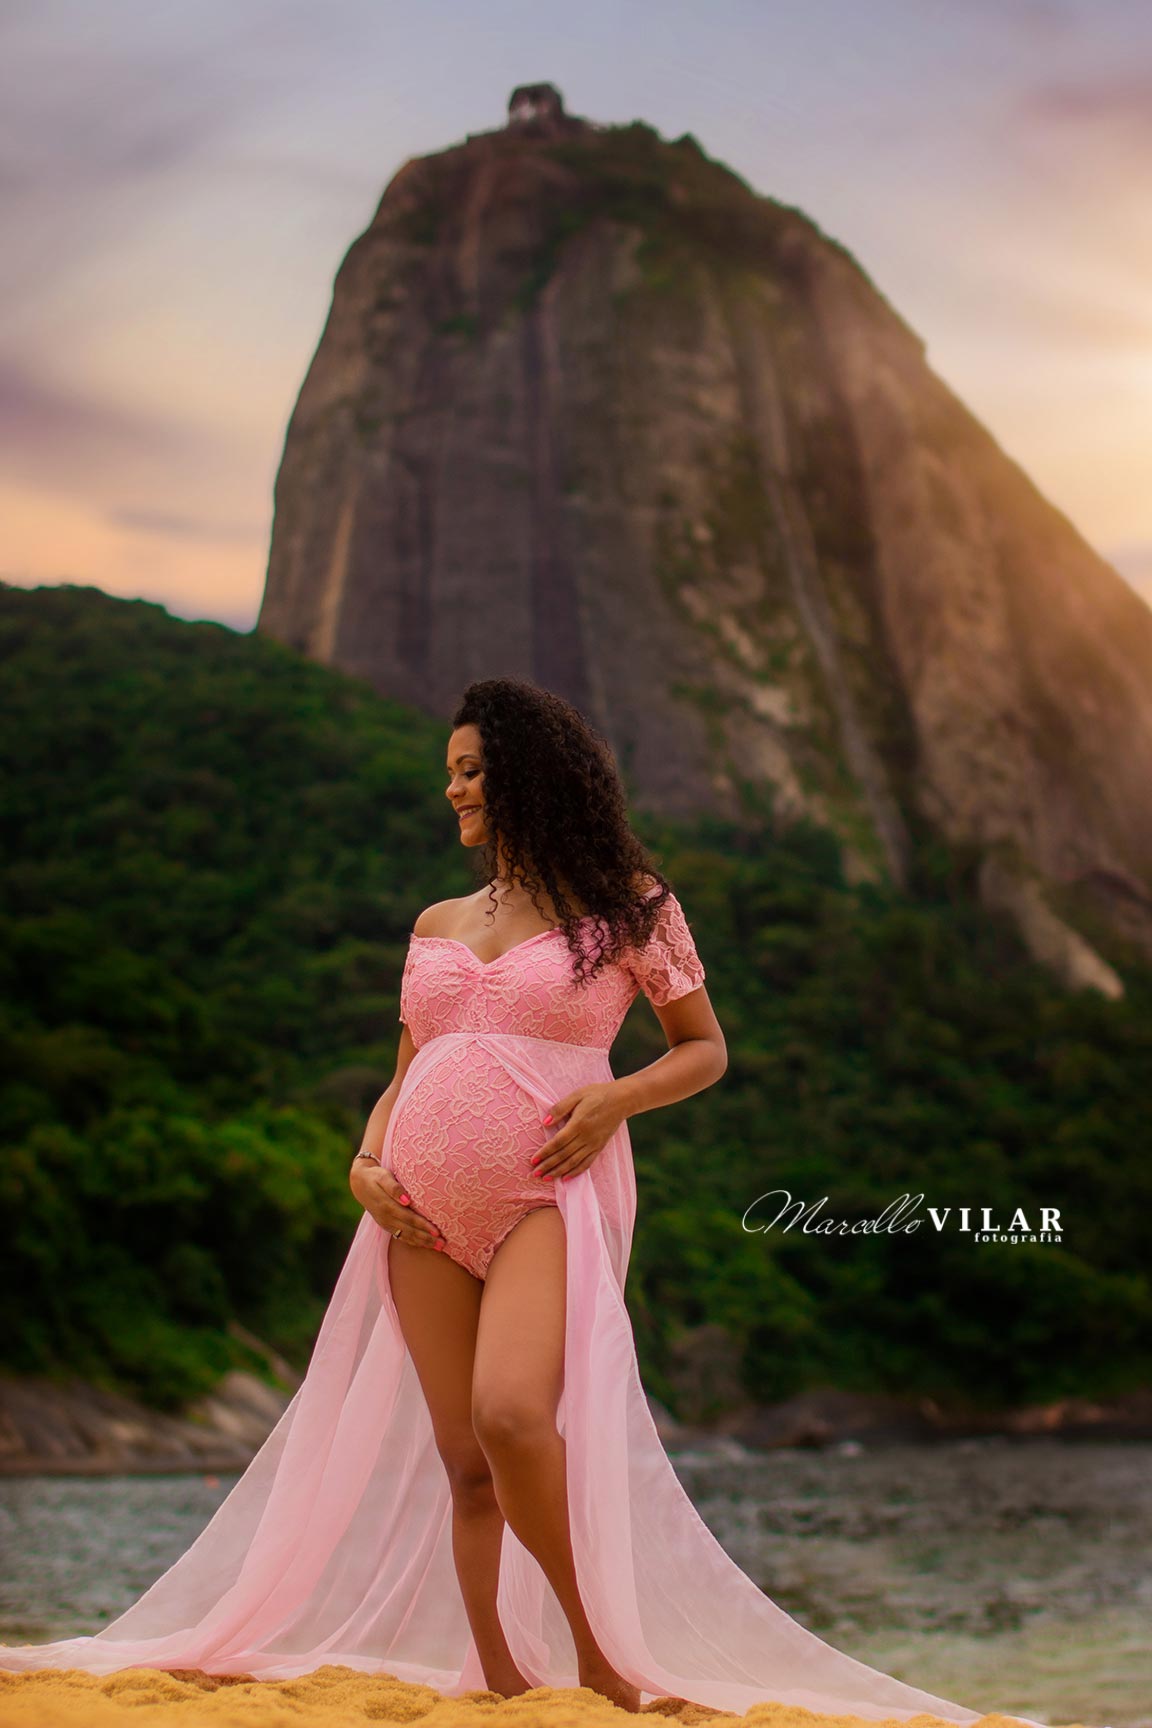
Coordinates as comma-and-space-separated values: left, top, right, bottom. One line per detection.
398, 888, 706, 1051
620, 890, 709, 1011
390, 890, 705, 1278
387, 1043, 565, 1278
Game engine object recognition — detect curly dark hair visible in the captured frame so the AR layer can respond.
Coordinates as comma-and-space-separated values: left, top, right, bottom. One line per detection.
450, 677, 672, 984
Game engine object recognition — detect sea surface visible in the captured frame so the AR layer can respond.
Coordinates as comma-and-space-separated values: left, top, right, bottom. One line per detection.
0, 1437, 1147, 1728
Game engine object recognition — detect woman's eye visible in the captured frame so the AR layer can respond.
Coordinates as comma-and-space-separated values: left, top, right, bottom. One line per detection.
464, 769, 480, 780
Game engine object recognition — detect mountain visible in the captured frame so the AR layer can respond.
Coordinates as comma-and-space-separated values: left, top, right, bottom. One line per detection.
256, 83, 1152, 993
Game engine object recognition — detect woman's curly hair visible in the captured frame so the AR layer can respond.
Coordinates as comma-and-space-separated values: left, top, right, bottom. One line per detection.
450, 678, 672, 984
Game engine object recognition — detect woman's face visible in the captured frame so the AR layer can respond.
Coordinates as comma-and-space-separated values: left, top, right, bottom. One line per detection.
445, 724, 489, 848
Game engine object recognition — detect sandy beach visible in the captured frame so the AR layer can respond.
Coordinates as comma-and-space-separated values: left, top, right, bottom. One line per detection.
0, 1667, 1088, 1728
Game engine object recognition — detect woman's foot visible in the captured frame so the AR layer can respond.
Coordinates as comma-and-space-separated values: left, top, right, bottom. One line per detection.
579, 1654, 642, 1713
485, 1665, 536, 1699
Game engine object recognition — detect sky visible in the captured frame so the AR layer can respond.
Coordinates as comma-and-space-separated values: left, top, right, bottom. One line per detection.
2, 0, 1150, 633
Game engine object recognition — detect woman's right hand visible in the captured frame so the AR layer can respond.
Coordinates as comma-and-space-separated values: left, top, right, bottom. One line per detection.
349, 1159, 446, 1252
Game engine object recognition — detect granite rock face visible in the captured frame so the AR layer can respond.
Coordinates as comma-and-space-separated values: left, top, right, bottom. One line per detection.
257, 86, 1152, 986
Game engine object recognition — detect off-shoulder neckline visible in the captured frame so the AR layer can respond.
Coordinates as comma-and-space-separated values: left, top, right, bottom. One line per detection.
408, 923, 578, 970
407, 885, 670, 971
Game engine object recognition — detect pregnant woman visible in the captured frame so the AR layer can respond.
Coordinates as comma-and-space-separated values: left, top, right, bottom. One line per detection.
0, 679, 1044, 1728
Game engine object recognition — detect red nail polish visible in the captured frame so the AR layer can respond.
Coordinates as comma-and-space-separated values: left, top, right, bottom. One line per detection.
543, 1115, 553, 1125
399, 1194, 411, 1204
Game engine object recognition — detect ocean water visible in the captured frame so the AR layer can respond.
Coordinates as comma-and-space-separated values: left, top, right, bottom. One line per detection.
0, 1437, 1147, 1727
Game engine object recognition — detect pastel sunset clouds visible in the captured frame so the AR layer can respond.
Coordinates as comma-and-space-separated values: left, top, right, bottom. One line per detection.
3, 0, 1149, 629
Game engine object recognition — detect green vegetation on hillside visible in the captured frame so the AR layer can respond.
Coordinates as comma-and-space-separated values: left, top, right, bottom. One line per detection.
1, 582, 1149, 1416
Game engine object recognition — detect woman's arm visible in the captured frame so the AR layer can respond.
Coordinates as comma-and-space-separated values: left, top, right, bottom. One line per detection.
611, 986, 727, 1117
349, 1024, 445, 1252
354, 1023, 420, 1159
531, 987, 727, 1181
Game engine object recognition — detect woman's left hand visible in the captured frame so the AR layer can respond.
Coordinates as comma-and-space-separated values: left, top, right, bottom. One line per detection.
531, 1081, 628, 1181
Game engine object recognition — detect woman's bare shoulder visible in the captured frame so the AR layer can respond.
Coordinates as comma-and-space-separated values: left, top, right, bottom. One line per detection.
412, 894, 474, 938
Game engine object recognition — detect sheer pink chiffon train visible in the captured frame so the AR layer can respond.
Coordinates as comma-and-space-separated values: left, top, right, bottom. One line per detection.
0, 893, 1046, 1726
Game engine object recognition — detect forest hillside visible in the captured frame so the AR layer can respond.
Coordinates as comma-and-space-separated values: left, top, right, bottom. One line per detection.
2, 581, 1149, 1420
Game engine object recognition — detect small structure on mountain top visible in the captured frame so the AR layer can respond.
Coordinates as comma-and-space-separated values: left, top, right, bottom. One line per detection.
506, 82, 590, 137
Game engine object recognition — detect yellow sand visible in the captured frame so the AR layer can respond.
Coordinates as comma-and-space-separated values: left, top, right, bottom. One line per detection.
0, 1666, 1086, 1728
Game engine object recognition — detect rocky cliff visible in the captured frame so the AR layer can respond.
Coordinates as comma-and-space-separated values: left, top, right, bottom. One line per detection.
256, 85, 1152, 990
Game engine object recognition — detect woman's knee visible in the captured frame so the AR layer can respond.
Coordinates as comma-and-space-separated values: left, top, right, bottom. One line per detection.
440, 1434, 497, 1509
471, 1389, 558, 1456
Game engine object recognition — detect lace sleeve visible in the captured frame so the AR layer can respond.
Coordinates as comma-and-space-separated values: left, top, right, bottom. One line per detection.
625, 890, 706, 1007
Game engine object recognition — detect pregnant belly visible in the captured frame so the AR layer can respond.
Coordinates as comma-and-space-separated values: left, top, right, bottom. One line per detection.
386, 1043, 556, 1276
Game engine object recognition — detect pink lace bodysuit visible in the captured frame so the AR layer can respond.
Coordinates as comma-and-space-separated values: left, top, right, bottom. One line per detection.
390, 888, 706, 1279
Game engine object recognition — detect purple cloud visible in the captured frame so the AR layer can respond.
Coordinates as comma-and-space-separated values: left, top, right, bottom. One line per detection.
108, 506, 266, 543
1020, 69, 1152, 140
0, 356, 205, 485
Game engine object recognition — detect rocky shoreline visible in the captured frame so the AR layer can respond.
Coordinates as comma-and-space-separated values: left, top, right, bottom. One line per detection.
649, 1383, 1152, 1450
2, 1370, 1150, 1477
0, 1372, 301, 1476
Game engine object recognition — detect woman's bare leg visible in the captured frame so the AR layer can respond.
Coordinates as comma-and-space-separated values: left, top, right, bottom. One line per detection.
473, 1209, 642, 1712
388, 1237, 532, 1697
